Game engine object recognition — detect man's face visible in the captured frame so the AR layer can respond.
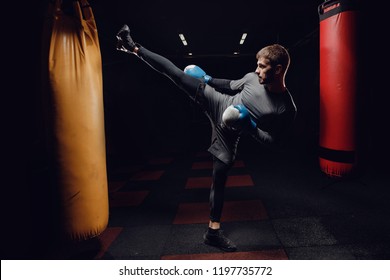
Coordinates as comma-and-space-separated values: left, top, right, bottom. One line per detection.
255, 57, 275, 84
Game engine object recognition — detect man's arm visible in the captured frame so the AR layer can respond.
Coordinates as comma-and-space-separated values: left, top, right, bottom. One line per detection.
250, 111, 296, 147
208, 78, 240, 95
250, 127, 275, 145
208, 73, 253, 95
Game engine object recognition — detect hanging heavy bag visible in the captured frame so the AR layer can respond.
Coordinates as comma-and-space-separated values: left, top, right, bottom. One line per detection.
318, 0, 361, 177
42, 0, 109, 241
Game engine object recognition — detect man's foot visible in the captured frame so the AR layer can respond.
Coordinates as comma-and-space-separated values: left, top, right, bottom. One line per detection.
116, 24, 137, 53
203, 228, 237, 252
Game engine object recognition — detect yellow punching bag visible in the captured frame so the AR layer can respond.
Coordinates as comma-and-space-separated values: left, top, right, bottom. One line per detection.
42, 0, 108, 241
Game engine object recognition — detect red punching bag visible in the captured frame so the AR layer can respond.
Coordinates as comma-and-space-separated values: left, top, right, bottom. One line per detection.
318, 0, 360, 177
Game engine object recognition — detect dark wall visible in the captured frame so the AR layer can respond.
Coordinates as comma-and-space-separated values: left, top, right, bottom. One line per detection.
4, 0, 386, 259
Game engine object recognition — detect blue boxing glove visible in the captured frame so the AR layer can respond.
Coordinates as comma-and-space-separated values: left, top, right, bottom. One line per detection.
222, 104, 256, 132
183, 65, 212, 83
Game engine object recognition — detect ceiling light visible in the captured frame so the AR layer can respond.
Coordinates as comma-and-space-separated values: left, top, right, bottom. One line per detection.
179, 33, 188, 46
239, 33, 247, 45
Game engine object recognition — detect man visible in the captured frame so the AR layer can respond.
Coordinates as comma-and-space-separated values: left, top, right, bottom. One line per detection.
116, 24, 297, 252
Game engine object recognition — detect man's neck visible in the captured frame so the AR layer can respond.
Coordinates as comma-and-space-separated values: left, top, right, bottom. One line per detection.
265, 83, 287, 94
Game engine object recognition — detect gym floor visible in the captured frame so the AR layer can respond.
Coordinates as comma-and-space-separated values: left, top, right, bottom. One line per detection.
32, 140, 390, 260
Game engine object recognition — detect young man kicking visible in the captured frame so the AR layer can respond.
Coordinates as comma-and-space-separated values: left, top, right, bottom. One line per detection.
116, 24, 297, 252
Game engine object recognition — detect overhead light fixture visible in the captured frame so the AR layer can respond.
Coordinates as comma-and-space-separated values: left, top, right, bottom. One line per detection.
179, 33, 188, 46
239, 33, 247, 45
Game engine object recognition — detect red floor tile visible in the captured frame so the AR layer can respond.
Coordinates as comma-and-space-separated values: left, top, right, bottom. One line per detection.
185, 175, 254, 189
233, 160, 245, 168
185, 177, 212, 189
173, 202, 209, 224
109, 191, 149, 207
173, 200, 267, 224
161, 248, 288, 260
191, 161, 213, 170
95, 227, 123, 259
130, 170, 164, 181
226, 175, 254, 187
223, 200, 268, 220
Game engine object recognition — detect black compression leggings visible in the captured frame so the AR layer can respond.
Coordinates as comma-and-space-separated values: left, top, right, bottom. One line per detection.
137, 47, 204, 102
210, 156, 233, 222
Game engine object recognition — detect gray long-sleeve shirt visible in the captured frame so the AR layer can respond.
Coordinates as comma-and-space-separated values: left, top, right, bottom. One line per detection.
207, 72, 297, 145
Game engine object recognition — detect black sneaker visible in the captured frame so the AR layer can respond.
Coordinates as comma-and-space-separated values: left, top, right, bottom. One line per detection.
203, 228, 237, 252
116, 24, 136, 53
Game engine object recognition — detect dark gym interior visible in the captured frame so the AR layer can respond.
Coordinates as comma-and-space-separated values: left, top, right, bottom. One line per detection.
3, 0, 389, 260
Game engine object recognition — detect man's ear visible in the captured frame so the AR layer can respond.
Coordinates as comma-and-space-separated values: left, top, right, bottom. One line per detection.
275, 64, 283, 75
